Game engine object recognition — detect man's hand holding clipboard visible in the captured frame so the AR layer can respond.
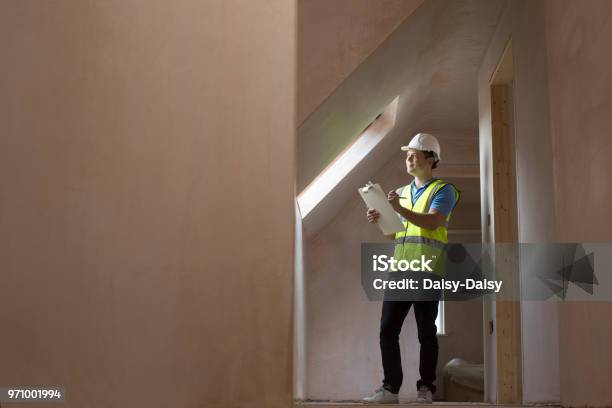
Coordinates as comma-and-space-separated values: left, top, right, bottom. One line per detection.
359, 182, 405, 235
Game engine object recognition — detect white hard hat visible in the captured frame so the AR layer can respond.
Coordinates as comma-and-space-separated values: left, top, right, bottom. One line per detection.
401, 132, 441, 161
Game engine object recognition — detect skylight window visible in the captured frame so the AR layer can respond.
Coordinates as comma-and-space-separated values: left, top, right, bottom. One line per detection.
297, 96, 399, 217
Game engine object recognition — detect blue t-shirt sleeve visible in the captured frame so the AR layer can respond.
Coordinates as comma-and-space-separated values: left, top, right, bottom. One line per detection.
429, 184, 456, 217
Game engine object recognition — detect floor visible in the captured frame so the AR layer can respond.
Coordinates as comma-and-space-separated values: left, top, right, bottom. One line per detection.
295, 402, 561, 408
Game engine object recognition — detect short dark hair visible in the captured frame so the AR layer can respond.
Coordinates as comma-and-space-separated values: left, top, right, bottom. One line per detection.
423, 151, 439, 169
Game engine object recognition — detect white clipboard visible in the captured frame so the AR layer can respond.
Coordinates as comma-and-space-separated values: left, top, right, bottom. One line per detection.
359, 181, 405, 235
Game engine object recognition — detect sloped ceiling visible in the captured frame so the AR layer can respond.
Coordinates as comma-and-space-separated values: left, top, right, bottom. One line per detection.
298, 0, 425, 124
297, 0, 506, 193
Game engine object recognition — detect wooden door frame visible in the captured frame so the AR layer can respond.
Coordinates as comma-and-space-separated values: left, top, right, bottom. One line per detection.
489, 39, 522, 404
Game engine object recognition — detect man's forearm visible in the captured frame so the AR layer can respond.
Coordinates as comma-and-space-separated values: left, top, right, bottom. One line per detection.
395, 207, 442, 230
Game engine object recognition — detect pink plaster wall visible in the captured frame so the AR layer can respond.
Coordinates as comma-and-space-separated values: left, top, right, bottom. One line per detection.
0, 1, 295, 407
298, 0, 424, 124
544, 0, 612, 406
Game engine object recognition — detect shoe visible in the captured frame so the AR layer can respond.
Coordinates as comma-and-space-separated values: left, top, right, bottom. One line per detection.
362, 386, 399, 404
416, 385, 433, 403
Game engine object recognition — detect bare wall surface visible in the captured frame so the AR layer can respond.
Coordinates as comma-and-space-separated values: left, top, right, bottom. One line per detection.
0, 1, 295, 407
298, 0, 424, 124
543, 0, 612, 406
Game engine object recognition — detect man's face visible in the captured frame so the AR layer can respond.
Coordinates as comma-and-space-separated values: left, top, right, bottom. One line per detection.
405, 148, 431, 175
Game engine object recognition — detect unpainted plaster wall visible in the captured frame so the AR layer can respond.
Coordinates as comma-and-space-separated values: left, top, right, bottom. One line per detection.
298, 0, 423, 124
543, 0, 612, 406
0, 2, 295, 407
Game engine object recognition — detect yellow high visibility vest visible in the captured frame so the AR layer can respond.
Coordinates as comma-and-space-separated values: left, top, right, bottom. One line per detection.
393, 179, 460, 277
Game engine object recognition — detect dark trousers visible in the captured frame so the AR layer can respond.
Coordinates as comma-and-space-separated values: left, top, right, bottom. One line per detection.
380, 299, 439, 394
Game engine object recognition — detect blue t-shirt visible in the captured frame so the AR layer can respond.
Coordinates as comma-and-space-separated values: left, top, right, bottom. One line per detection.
397, 178, 456, 217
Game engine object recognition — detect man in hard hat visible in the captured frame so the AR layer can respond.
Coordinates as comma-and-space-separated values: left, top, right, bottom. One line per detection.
362, 132, 460, 404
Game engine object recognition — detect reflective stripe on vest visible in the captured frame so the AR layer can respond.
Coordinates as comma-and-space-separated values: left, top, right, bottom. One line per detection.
394, 235, 447, 249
